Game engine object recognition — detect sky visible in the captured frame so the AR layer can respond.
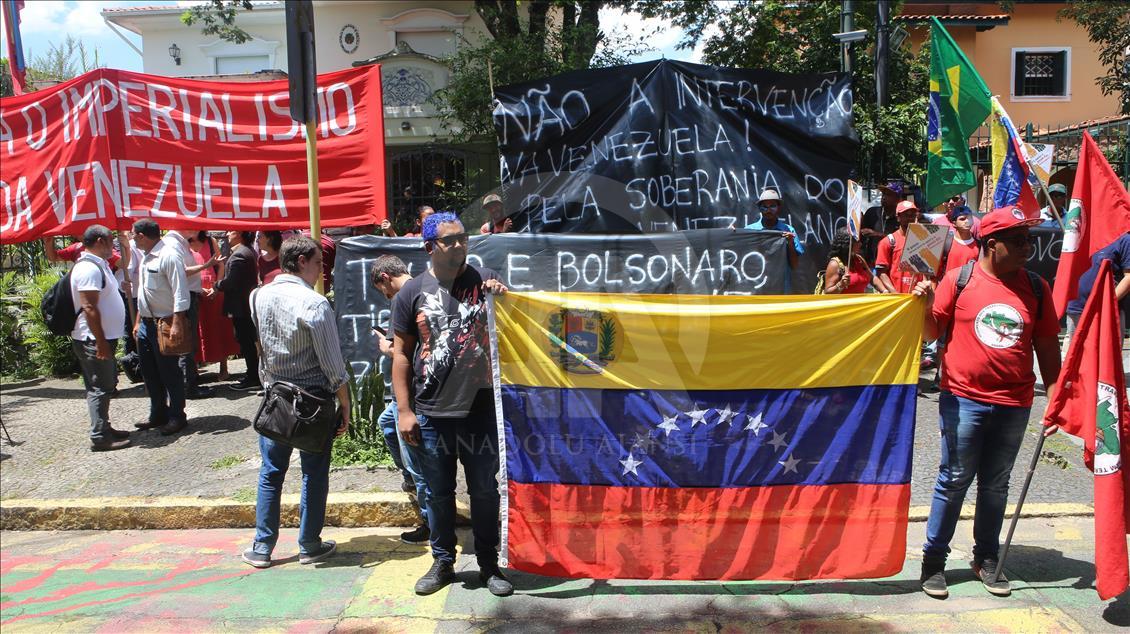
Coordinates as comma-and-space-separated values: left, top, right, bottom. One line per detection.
0, 2, 702, 75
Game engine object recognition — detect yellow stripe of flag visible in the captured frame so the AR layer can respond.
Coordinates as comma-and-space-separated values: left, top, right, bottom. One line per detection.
495, 292, 925, 391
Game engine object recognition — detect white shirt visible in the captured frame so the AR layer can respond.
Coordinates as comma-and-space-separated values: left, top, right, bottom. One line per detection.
162, 232, 202, 293
70, 252, 126, 341
138, 239, 191, 319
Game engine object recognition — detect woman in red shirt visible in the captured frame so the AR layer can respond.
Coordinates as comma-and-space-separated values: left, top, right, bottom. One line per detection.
823, 228, 885, 294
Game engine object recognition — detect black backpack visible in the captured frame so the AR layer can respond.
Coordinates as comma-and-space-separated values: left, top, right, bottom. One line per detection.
41, 265, 105, 336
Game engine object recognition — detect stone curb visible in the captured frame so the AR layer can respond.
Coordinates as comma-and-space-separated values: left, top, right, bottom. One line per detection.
0, 497, 1093, 531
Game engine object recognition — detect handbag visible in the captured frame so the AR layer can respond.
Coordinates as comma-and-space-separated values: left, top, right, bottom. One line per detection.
157, 316, 192, 356
252, 381, 339, 453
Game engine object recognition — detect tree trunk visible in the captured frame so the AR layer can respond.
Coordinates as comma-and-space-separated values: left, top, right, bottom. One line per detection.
570, 0, 605, 67
475, 0, 521, 40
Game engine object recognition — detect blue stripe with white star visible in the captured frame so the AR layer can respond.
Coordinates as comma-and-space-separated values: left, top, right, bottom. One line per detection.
502, 385, 916, 488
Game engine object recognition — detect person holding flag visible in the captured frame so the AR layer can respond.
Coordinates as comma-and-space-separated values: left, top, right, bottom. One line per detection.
1044, 260, 1130, 601
913, 206, 1062, 599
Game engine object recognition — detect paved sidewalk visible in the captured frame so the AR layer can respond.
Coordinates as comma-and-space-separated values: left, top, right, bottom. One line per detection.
0, 360, 1095, 507
2, 515, 1127, 632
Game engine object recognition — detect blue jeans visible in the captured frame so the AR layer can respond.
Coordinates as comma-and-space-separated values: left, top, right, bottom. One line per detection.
72, 338, 118, 443
923, 392, 1031, 564
137, 318, 186, 426
407, 409, 500, 566
378, 400, 429, 523
252, 433, 333, 556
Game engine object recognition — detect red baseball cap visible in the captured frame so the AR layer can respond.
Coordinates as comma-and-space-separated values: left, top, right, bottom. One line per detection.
980, 205, 1041, 237
895, 200, 919, 214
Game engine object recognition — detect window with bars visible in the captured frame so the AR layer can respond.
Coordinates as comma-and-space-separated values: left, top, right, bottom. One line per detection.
1013, 49, 1068, 98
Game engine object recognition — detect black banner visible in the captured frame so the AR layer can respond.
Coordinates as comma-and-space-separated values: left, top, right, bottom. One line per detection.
334, 230, 787, 376
493, 59, 858, 236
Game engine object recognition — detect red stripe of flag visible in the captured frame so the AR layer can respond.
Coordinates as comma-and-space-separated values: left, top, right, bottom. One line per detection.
507, 481, 910, 580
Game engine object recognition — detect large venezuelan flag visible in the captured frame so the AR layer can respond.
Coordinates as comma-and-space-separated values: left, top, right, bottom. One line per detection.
490, 292, 924, 580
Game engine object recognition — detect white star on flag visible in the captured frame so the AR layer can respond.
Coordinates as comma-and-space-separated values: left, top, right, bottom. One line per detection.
657, 414, 680, 437
744, 412, 766, 435
778, 453, 800, 474
686, 406, 709, 427
768, 430, 788, 452
716, 404, 736, 426
620, 452, 644, 476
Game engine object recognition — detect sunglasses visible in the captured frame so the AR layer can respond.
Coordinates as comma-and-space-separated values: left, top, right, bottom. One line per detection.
993, 232, 1035, 248
433, 233, 469, 248
759, 202, 780, 210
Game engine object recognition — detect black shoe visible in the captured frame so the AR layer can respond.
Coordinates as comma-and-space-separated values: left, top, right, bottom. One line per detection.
972, 558, 1011, 596
135, 420, 163, 430
299, 540, 337, 565
231, 380, 262, 392
241, 548, 271, 569
479, 564, 514, 597
109, 428, 131, 439
186, 386, 215, 400
159, 420, 187, 436
400, 525, 430, 545
401, 477, 415, 493
90, 438, 131, 452
920, 563, 948, 599
414, 559, 455, 595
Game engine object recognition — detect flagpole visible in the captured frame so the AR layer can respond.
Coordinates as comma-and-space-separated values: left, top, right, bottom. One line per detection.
993, 424, 1049, 583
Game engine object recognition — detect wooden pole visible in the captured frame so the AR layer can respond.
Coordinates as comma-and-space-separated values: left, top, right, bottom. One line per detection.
305, 119, 322, 295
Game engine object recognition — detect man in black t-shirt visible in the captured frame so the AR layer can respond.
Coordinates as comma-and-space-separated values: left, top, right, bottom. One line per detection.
391, 212, 511, 597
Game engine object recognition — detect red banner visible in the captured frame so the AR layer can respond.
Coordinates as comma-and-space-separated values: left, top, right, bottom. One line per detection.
0, 65, 386, 243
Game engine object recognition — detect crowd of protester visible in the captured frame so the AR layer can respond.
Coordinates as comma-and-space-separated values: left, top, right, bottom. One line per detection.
47, 186, 1129, 601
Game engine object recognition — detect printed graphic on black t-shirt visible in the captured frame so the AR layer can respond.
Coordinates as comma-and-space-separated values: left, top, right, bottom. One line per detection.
391, 264, 500, 417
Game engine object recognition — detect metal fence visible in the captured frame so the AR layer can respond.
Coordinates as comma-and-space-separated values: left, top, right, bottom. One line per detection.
968, 115, 1130, 187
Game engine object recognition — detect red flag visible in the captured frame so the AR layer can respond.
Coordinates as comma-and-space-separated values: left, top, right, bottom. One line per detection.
1044, 261, 1130, 600
2, 0, 26, 95
1051, 132, 1130, 318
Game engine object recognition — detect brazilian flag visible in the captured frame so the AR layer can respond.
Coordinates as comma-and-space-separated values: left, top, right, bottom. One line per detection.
925, 17, 992, 207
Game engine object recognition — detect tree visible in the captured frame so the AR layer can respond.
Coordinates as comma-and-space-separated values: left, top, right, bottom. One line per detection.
635, 0, 930, 184
181, 0, 255, 44
435, 1, 650, 142
1059, 0, 1130, 115
26, 35, 101, 84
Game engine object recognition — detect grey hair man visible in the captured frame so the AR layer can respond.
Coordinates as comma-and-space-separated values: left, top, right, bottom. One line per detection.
132, 219, 191, 437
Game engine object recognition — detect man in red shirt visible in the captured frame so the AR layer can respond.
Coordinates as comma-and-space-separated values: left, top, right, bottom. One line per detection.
941, 206, 980, 274
913, 206, 1061, 599
875, 200, 921, 293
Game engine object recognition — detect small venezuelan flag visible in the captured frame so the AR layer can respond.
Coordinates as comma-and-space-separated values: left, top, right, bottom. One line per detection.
490, 292, 925, 580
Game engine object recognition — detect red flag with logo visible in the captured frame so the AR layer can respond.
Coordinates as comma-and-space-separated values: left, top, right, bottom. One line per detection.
1051, 132, 1130, 318
1044, 261, 1130, 600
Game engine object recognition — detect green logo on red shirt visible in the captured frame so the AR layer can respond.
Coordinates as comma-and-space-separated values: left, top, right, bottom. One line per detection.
974, 303, 1024, 349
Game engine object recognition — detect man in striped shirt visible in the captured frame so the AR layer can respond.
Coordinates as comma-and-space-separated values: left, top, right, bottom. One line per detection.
241, 236, 350, 569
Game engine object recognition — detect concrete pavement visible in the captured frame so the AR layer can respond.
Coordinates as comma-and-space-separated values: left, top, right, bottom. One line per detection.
2, 516, 1128, 632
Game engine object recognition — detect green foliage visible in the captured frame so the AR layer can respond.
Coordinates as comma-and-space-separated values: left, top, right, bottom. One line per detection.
181, 0, 255, 44
334, 366, 392, 467
434, 3, 650, 143
231, 487, 257, 503
27, 35, 101, 83
17, 267, 78, 378
1059, 1, 1130, 115
635, 0, 930, 183
0, 271, 28, 379
210, 455, 248, 470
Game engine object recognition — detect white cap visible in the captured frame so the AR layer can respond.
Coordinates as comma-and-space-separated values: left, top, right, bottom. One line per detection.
758, 189, 782, 203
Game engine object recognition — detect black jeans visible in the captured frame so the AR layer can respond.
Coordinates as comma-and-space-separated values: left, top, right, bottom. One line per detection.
231, 313, 259, 384
179, 292, 201, 391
